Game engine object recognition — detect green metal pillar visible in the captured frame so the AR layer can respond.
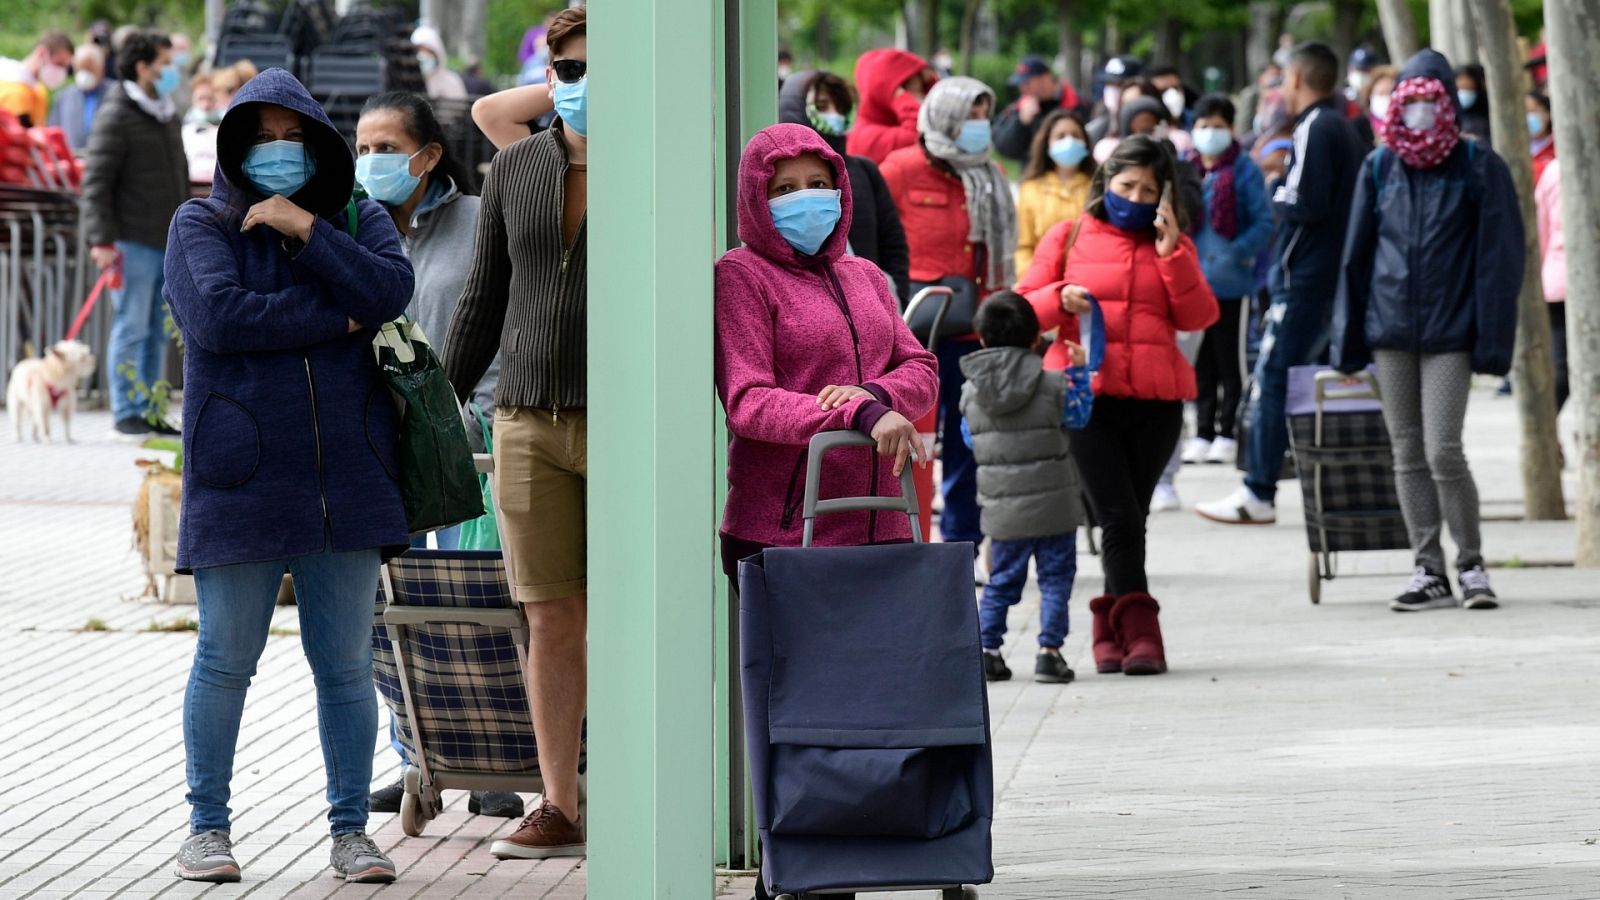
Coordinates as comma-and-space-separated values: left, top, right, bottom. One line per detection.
588, 0, 720, 895
589, 0, 775, 894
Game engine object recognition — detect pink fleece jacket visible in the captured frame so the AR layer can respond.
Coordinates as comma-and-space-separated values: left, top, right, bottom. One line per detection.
716, 124, 940, 549
1535, 158, 1566, 303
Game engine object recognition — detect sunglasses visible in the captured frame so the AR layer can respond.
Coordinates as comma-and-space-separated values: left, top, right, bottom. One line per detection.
552, 59, 587, 84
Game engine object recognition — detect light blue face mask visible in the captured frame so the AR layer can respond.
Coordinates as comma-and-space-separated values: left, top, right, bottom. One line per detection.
553, 77, 588, 137
813, 109, 849, 136
1191, 126, 1232, 158
1456, 89, 1477, 110
1527, 112, 1545, 138
769, 188, 842, 257
1048, 136, 1089, 169
356, 149, 425, 205
956, 118, 992, 154
243, 139, 316, 197
154, 64, 181, 99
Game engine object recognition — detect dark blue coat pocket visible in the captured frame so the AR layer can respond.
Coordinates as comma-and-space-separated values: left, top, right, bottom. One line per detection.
189, 392, 262, 488
769, 744, 976, 838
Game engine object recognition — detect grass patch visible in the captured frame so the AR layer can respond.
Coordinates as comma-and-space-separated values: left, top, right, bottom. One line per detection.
268, 628, 301, 637
1501, 556, 1527, 569
80, 618, 111, 632
145, 617, 200, 633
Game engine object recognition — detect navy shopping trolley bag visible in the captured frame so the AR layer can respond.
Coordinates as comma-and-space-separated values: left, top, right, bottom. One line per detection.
738, 430, 994, 898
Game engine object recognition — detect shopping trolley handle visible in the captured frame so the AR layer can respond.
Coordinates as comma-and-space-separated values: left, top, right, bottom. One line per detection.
1314, 368, 1381, 406
801, 431, 923, 547
903, 285, 955, 353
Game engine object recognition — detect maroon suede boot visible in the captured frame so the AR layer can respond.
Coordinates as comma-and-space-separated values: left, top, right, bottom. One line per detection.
1088, 595, 1123, 674
1112, 593, 1167, 675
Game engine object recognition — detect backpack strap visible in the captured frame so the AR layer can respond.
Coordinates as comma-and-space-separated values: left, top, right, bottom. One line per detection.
1369, 145, 1393, 197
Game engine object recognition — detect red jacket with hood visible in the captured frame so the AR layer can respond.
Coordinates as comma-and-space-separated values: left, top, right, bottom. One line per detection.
716, 124, 940, 549
847, 49, 933, 165
1016, 214, 1218, 401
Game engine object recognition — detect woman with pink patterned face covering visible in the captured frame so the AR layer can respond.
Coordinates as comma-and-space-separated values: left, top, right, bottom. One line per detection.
1331, 49, 1524, 614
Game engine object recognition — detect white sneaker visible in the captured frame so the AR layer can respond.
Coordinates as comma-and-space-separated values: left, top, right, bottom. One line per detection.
1151, 483, 1181, 512
1205, 436, 1237, 465
1195, 486, 1276, 525
1180, 436, 1211, 464
974, 556, 989, 586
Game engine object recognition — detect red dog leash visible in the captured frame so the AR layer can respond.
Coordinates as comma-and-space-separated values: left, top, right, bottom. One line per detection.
64, 264, 122, 342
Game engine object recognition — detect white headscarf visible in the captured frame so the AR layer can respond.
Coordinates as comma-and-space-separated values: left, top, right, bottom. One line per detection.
919, 76, 1016, 287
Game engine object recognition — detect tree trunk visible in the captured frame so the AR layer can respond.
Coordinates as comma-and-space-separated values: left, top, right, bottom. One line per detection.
919, 0, 941, 60
816, 10, 832, 63
1332, 0, 1363, 70
1452, 0, 1481, 62
1546, 0, 1600, 562
1469, 0, 1567, 520
1058, 0, 1083, 93
459, 0, 487, 64
1246, 1, 1275, 77
1430, 0, 1457, 61
959, 0, 982, 75
1375, 0, 1419, 63
1104, 16, 1121, 60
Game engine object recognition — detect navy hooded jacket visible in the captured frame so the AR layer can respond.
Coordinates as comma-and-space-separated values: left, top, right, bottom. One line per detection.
162, 68, 414, 572
1331, 50, 1523, 377
1268, 95, 1364, 303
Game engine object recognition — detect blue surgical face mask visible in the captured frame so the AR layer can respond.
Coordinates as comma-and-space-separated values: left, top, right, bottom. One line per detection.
956, 118, 991, 154
1456, 89, 1477, 110
811, 107, 849, 136
1048, 136, 1088, 169
553, 76, 588, 137
1101, 188, 1158, 232
154, 64, 181, 99
242, 139, 316, 197
356, 149, 425, 206
768, 188, 842, 256
1192, 126, 1232, 158
1527, 112, 1546, 138
173, 50, 191, 70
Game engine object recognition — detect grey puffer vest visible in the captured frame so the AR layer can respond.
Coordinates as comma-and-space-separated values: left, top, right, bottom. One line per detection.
959, 347, 1084, 542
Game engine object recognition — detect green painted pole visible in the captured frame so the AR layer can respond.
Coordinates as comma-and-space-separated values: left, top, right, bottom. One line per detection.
587, 0, 722, 894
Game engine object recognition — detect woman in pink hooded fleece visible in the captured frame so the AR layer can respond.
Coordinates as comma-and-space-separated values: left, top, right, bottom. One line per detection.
716, 123, 940, 582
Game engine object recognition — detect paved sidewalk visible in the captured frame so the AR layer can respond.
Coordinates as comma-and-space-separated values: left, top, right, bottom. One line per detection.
3, 391, 1597, 899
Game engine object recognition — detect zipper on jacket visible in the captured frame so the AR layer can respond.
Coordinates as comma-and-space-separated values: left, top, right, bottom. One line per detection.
303, 357, 332, 539
779, 449, 808, 531
819, 264, 880, 538
1280, 225, 1304, 293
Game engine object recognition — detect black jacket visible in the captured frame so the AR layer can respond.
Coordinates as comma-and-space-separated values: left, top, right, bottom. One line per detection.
778, 71, 911, 305
81, 83, 188, 249
1332, 51, 1524, 377
1267, 96, 1364, 304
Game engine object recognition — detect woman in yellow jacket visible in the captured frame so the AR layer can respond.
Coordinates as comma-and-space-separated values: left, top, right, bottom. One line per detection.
1014, 109, 1095, 273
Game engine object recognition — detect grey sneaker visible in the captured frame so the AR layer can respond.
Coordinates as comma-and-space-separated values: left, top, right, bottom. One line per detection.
174, 830, 240, 883
1460, 565, 1500, 610
330, 832, 396, 883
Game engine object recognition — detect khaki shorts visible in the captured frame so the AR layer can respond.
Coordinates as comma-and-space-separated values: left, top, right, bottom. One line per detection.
492, 406, 587, 602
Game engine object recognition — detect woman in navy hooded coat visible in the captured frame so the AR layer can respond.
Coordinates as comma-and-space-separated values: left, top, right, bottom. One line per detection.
161, 68, 413, 884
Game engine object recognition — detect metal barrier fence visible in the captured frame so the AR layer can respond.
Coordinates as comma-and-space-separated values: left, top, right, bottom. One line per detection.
0, 187, 105, 403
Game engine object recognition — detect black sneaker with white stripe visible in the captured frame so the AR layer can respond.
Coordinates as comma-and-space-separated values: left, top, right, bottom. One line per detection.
1390, 567, 1457, 612
1459, 565, 1499, 610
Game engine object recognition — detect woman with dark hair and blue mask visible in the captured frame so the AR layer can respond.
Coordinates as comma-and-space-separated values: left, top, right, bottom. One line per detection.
161, 68, 414, 885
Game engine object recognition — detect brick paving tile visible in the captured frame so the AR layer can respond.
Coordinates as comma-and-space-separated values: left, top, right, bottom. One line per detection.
5, 398, 1598, 899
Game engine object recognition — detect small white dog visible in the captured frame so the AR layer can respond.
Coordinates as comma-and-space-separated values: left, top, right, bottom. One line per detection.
7, 340, 98, 443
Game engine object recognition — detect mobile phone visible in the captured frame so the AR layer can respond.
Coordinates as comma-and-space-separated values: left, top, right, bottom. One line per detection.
1157, 182, 1173, 227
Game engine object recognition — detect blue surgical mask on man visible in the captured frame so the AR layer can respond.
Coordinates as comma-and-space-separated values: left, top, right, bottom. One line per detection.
356, 150, 425, 206
1048, 137, 1088, 169
1101, 189, 1159, 232
955, 119, 991, 154
769, 188, 842, 256
243, 140, 316, 197
553, 77, 588, 137
154, 64, 181, 99
1192, 126, 1232, 158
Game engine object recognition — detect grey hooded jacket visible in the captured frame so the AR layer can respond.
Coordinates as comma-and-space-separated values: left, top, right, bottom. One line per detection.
959, 347, 1084, 542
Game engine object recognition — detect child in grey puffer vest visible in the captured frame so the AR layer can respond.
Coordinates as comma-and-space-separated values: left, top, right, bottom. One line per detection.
960, 291, 1087, 685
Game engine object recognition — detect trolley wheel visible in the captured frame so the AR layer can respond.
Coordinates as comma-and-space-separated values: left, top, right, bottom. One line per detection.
399, 790, 426, 837
1307, 554, 1322, 605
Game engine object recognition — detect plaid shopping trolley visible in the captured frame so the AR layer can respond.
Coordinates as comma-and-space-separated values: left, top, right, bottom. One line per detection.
1286, 365, 1410, 604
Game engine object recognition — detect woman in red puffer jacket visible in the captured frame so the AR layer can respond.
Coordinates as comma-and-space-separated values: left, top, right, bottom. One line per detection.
1015, 135, 1217, 677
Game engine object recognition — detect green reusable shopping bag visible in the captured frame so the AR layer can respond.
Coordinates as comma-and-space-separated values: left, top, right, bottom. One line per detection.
372, 318, 485, 534
456, 405, 501, 550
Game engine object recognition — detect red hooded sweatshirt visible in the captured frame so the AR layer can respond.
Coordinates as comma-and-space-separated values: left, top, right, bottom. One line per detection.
716, 124, 939, 550
847, 49, 934, 165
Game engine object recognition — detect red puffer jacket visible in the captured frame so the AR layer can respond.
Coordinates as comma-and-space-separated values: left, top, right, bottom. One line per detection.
848, 49, 932, 165
879, 144, 995, 289
1017, 214, 1218, 401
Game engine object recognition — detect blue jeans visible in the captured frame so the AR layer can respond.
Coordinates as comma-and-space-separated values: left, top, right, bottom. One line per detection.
108, 241, 168, 421
980, 532, 1077, 650
936, 339, 983, 545
186, 547, 381, 836
1244, 293, 1329, 503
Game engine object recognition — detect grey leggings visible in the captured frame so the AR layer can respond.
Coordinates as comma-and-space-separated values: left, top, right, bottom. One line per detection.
1373, 350, 1483, 573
